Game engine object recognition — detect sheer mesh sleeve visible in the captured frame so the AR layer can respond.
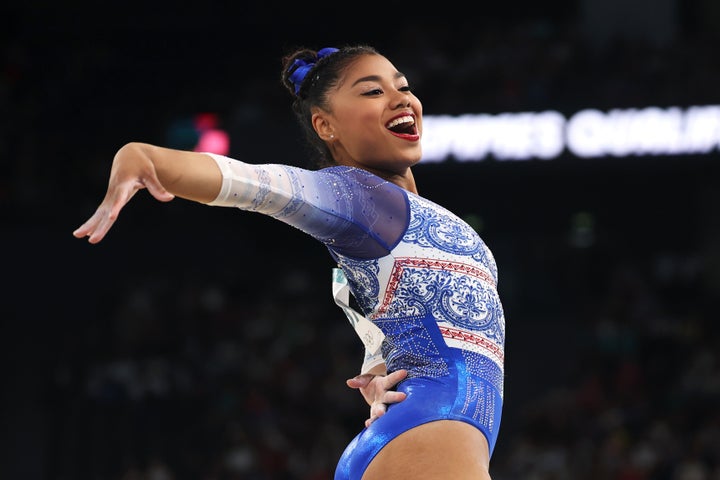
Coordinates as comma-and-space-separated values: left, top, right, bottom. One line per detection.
205, 153, 409, 259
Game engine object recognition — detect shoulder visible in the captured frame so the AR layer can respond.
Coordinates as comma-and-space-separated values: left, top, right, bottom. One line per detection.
322, 166, 405, 192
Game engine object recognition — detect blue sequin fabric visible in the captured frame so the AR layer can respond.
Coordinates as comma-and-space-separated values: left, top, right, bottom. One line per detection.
207, 154, 505, 478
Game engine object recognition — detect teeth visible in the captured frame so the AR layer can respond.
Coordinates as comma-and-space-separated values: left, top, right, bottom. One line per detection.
386, 115, 414, 128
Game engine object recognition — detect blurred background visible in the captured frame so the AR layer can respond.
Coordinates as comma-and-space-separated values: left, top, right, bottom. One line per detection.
2, 1, 719, 479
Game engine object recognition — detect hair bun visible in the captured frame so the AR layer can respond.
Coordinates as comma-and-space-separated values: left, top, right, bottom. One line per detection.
287, 47, 339, 95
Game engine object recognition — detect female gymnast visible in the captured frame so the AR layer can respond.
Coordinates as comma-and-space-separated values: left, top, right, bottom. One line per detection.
73, 44, 505, 480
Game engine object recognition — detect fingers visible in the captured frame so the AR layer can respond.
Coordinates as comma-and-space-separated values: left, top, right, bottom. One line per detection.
382, 369, 408, 388
73, 207, 114, 244
346, 373, 374, 389
383, 390, 407, 405
73, 144, 175, 244
363, 377, 409, 427
370, 401, 387, 419
73, 188, 130, 243
350, 369, 410, 429
72, 220, 95, 240
87, 212, 116, 243
73, 175, 169, 244
365, 401, 388, 427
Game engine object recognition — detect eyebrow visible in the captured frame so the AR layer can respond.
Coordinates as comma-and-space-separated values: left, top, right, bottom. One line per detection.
351, 71, 406, 88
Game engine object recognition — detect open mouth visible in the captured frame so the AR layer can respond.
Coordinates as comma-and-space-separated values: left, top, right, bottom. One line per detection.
386, 115, 418, 136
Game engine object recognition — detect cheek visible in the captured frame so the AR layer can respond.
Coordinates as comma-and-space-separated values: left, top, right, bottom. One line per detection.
351, 109, 379, 129
336, 100, 380, 125
340, 110, 381, 142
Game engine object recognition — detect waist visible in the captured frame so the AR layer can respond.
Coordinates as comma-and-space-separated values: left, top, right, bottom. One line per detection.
385, 345, 505, 400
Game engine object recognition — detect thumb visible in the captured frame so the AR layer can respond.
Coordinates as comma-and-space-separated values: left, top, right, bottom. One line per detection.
144, 176, 175, 202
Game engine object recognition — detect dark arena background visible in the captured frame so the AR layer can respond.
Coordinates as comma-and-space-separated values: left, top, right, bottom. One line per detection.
2, 1, 720, 479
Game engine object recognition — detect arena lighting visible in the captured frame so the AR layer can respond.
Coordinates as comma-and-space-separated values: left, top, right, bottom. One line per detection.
166, 113, 230, 155
420, 105, 720, 162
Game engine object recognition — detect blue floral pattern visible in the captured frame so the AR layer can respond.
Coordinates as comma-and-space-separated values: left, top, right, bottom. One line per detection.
207, 155, 506, 457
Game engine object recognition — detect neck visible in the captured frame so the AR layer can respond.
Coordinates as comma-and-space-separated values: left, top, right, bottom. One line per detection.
330, 154, 419, 193
357, 165, 417, 194
383, 170, 418, 194
329, 146, 420, 193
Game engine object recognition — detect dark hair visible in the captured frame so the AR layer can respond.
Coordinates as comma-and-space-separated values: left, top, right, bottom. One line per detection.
281, 45, 380, 168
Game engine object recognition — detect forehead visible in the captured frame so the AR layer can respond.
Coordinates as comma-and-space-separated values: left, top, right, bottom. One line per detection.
339, 54, 400, 86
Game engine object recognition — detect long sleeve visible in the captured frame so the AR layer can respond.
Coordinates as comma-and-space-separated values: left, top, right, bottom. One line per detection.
205, 153, 409, 259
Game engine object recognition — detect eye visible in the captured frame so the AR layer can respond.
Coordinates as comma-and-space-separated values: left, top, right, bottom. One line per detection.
399, 85, 412, 92
362, 88, 384, 96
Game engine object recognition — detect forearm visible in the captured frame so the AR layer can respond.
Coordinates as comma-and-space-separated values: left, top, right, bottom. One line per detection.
116, 142, 222, 204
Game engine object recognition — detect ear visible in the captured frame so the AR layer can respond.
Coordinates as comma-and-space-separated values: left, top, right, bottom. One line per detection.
311, 110, 335, 142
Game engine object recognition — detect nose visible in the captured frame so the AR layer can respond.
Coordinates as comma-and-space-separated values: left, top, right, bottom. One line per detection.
393, 91, 411, 109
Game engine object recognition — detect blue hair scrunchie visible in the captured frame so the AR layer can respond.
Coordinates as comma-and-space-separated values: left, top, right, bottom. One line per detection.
288, 47, 340, 95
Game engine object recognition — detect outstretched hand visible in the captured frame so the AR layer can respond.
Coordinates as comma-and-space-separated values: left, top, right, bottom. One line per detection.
72, 146, 175, 244
346, 369, 408, 427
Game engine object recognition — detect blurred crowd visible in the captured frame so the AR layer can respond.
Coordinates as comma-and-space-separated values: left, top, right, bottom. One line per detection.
2, 5, 720, 480
44, 233, 720, 480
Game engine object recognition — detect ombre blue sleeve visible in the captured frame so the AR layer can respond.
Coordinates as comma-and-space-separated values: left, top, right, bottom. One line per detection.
205, 153, 409, 259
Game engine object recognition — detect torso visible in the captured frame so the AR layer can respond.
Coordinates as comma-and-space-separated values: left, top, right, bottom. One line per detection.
207, 157, 505, 479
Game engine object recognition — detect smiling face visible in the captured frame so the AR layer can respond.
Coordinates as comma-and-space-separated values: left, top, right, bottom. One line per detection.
311, 53, 423, 180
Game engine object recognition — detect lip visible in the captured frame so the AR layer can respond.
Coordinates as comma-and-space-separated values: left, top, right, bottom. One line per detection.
385, 112, 420, 141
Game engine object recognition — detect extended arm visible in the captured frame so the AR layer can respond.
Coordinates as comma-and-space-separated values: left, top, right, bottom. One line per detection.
74, 143, 410, 425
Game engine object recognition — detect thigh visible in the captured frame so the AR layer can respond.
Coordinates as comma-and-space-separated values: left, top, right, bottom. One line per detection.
361, 420, 492, 480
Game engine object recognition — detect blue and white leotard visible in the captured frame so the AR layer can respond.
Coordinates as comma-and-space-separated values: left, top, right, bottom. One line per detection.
206, 154, 505, 480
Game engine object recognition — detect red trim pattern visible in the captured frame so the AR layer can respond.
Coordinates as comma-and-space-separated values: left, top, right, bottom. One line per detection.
440, 326, 504, 363
377, 257, 496, 316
